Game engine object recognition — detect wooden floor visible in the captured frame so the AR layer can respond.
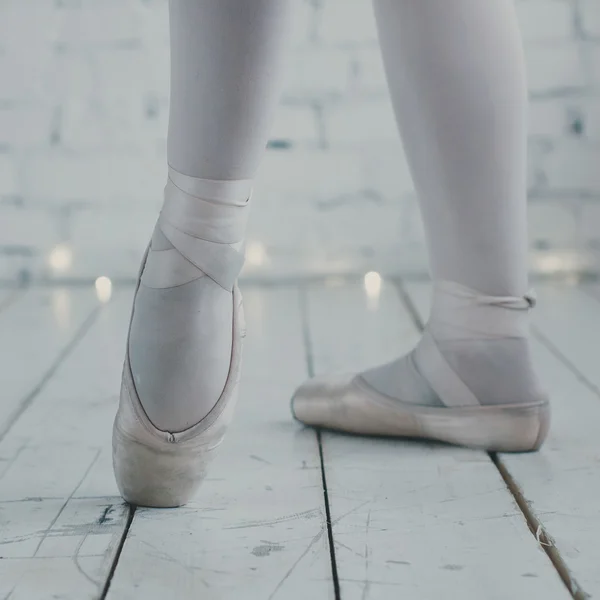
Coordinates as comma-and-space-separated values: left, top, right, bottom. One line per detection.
1, 279, 599, 600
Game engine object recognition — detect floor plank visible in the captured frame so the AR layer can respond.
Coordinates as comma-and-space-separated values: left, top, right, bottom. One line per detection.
0, 287, 101, 440
108, 287, 334, 600
0, 288, 21, 314
403, 280, 600, 598
533, 284, 600, 393
306, 280, 568, 600
0, 289, 132, 600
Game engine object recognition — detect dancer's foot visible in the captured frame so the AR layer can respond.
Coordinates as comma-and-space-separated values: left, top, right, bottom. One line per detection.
291, 281, 550, 452
112, 172, 248, 507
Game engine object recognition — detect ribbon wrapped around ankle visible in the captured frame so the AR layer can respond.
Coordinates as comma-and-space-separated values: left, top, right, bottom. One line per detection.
161, 178, 250, 245
148, 178, 251, 292
429, 280, 536, 341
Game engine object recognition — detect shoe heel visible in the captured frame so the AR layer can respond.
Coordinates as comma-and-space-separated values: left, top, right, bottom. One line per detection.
529, 400, 551, 451
428, 400, 552, 452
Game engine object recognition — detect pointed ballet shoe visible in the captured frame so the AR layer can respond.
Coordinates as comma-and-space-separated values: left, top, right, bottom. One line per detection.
291, 282, 550, 453
112, 176, 248, 507
113, 282, 244, 507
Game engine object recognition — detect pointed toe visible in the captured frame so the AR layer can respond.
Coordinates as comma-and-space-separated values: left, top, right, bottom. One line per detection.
291, 373, 354, 427
112, 282, 244, 508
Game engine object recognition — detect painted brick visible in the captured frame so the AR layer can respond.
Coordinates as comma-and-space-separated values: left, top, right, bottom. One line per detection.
269, 106, 320, 146
589, 44, 600, 84
68, 206, 155, 279
0, 2, 63, 47
528, 201, 579, 246
580, 0, 600, 38
361, 146, 414, 199
526, 96, 597, 138
288, 0, 318, 48
526, 42, 587, 93
516, 0, 573, 42
538, 140, 600, 191
581, 203, 600, 245
23, 151, 166, 206
255, 149, 363, 200
60, 93, 166, 151
282, 47, 350, 100
325, 99, 400, 146
578, 96, 600, 138
49, 4, 146, 48
0, 205, 57, 248
92, 46, 169, 98
0, 156, 19, 198
319, 0, 378, 46
350, 47, 388, 94
0, 104, 53, 149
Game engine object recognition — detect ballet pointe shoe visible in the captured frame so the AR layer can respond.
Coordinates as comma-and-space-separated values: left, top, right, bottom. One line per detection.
291, 282, 550, 453
291, 375, 549, 452
113, 281, 245, 507
113, 176, 248, 507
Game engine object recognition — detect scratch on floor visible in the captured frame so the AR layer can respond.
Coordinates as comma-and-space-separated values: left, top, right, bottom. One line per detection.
226, 507, 323, 530
97, 505, 113, 525
362, 508, 372, 600
252, 542, 284, 557
267, 527, 326, 600
2, 586, 16, 600
334, 539, 365, 559
33, 449, 101, 557
331, 500, 371, 528
0, 440, 29, 481
249, 455, 272, 465
73, 531, 100, 588
137, 540, 211, 586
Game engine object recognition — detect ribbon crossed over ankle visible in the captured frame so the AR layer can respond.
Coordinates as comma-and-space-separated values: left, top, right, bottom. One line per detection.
142, 177, 250, 292
413, 281, 537, 408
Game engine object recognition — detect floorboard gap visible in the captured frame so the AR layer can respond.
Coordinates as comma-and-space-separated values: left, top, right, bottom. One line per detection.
490, 453, 588, 600
318, 431, 342, 600
298, 285, 341, 600
100, 504, 136, 600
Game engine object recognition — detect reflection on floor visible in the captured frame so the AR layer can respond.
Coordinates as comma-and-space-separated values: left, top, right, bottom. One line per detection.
0, 278, 598, 599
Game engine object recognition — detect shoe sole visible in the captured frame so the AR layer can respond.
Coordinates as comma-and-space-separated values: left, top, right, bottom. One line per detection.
292, 392, 550, 453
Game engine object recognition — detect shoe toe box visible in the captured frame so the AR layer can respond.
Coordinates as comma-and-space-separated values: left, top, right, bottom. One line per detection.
291, 373, 372, 431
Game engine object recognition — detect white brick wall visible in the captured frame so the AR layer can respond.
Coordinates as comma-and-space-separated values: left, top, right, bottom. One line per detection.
0, 0, 599, 283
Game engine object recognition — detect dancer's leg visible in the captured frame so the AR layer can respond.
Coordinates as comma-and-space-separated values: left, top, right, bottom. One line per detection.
292, 0, 549, 451
374, 0, 529, 297
129, 0, 292, 433
114, 0, 293, 506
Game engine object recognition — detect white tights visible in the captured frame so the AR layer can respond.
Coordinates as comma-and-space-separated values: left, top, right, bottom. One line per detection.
131, 0, 537, 431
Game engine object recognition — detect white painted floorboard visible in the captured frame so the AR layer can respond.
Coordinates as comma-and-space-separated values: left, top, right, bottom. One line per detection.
0, 290, 132, 600
403, 280, 600, 598
533, 284, 600, 393
0, 287, 101, 439
305, 281, 568, 600
108, 287, 334, 600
